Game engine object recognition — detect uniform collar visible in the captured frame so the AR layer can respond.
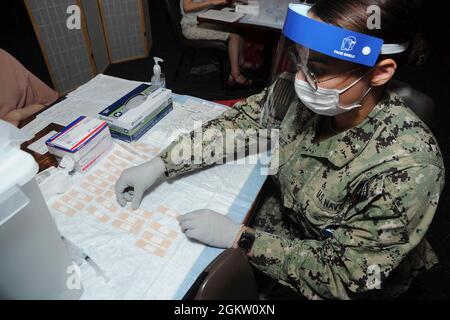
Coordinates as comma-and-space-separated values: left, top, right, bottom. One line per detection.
299, 89, 398, 168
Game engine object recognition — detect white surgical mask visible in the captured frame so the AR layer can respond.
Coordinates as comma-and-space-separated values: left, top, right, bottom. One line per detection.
294, 72, 372, 116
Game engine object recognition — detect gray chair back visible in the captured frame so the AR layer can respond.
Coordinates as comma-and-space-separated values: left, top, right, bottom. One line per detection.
391, 80, 434, 126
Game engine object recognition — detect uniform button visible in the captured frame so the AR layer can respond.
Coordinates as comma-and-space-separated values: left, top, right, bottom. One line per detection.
321, 229, 334, 239
321, 226, 339, 239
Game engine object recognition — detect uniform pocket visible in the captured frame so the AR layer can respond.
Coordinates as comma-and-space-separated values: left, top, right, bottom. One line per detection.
339, 176, 410, 248
346, 175, 401, 220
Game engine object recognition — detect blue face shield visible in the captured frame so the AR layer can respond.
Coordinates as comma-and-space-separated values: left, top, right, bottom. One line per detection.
283, 3, 410, 67
260, 4, 411, 127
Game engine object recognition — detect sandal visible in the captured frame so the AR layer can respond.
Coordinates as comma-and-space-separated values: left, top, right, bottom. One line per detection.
239, 61, 261, 71
227, 73, 253, 88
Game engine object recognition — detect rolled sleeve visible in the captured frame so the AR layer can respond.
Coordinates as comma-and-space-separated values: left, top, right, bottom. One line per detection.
159, 87, 270, 179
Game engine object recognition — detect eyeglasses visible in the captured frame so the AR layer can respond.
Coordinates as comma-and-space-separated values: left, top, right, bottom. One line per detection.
288, 45, 362, 91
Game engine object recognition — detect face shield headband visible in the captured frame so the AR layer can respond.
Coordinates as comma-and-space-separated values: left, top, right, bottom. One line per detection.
282, 4, 410, 67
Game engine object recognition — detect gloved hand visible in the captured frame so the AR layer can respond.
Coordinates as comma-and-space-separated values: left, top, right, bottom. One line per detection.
178, 209, 243, 248
115, 156, 166, 210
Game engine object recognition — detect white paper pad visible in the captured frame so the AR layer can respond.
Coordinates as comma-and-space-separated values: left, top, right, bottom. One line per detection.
68, 74, 148, 104
27, 130, 58, 155
51, 141, 266, 300
21, 117, 52, 138
39, 98, 109, 126
239, 0, 290, 30
199, 9, 245, 23
32, 75, 268, 299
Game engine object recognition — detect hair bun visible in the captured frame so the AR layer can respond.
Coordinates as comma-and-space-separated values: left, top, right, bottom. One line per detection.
408, 33, 428, 66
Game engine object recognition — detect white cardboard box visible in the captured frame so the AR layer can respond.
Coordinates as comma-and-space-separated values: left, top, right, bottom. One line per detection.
46, 116, 113, 172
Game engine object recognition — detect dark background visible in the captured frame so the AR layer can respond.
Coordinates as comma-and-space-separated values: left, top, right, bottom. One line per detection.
1, 0, 449, 299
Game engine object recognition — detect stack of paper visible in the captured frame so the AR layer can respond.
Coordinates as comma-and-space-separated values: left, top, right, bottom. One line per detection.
198, 9, 245, 23
21, 75, 149, 138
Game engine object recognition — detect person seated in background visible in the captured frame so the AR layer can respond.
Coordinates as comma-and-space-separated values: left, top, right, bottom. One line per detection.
0, 49, 59, 127
181, 0, 257, 87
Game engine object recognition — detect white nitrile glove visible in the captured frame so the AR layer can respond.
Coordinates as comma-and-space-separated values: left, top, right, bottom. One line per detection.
115, 156, 166, 210
178, 209, 243, 248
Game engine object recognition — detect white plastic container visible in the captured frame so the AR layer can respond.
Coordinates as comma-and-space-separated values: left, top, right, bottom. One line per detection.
151, 57, 165, 89
0, 121, 82, 299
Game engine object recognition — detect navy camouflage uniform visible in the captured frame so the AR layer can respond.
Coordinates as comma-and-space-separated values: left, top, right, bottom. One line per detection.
159, 73, 445, 299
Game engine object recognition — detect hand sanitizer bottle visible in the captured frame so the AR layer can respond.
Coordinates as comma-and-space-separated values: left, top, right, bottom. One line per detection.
151, 57, 165, 89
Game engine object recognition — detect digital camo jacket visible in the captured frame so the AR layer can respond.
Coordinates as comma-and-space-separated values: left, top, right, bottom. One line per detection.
159, 74, 445, 299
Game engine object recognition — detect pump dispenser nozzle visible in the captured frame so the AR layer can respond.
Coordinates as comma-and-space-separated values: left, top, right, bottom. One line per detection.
152, 57, 165, 88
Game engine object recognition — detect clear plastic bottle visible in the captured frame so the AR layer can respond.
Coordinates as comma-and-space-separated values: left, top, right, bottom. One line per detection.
151, 57, 166, 89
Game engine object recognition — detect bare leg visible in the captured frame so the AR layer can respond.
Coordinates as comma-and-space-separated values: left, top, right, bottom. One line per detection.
239, 36, 246, 66
228, 33, 241, 76
239, 37, 260, 71
228, 33, 251, 85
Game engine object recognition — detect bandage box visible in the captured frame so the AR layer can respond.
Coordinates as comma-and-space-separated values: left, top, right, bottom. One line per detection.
108, 101, 173, 143
98, 85, 173, 142
46, 116, 113, 172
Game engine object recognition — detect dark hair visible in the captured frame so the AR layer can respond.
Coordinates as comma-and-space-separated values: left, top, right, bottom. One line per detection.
309, 0, 426, 66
